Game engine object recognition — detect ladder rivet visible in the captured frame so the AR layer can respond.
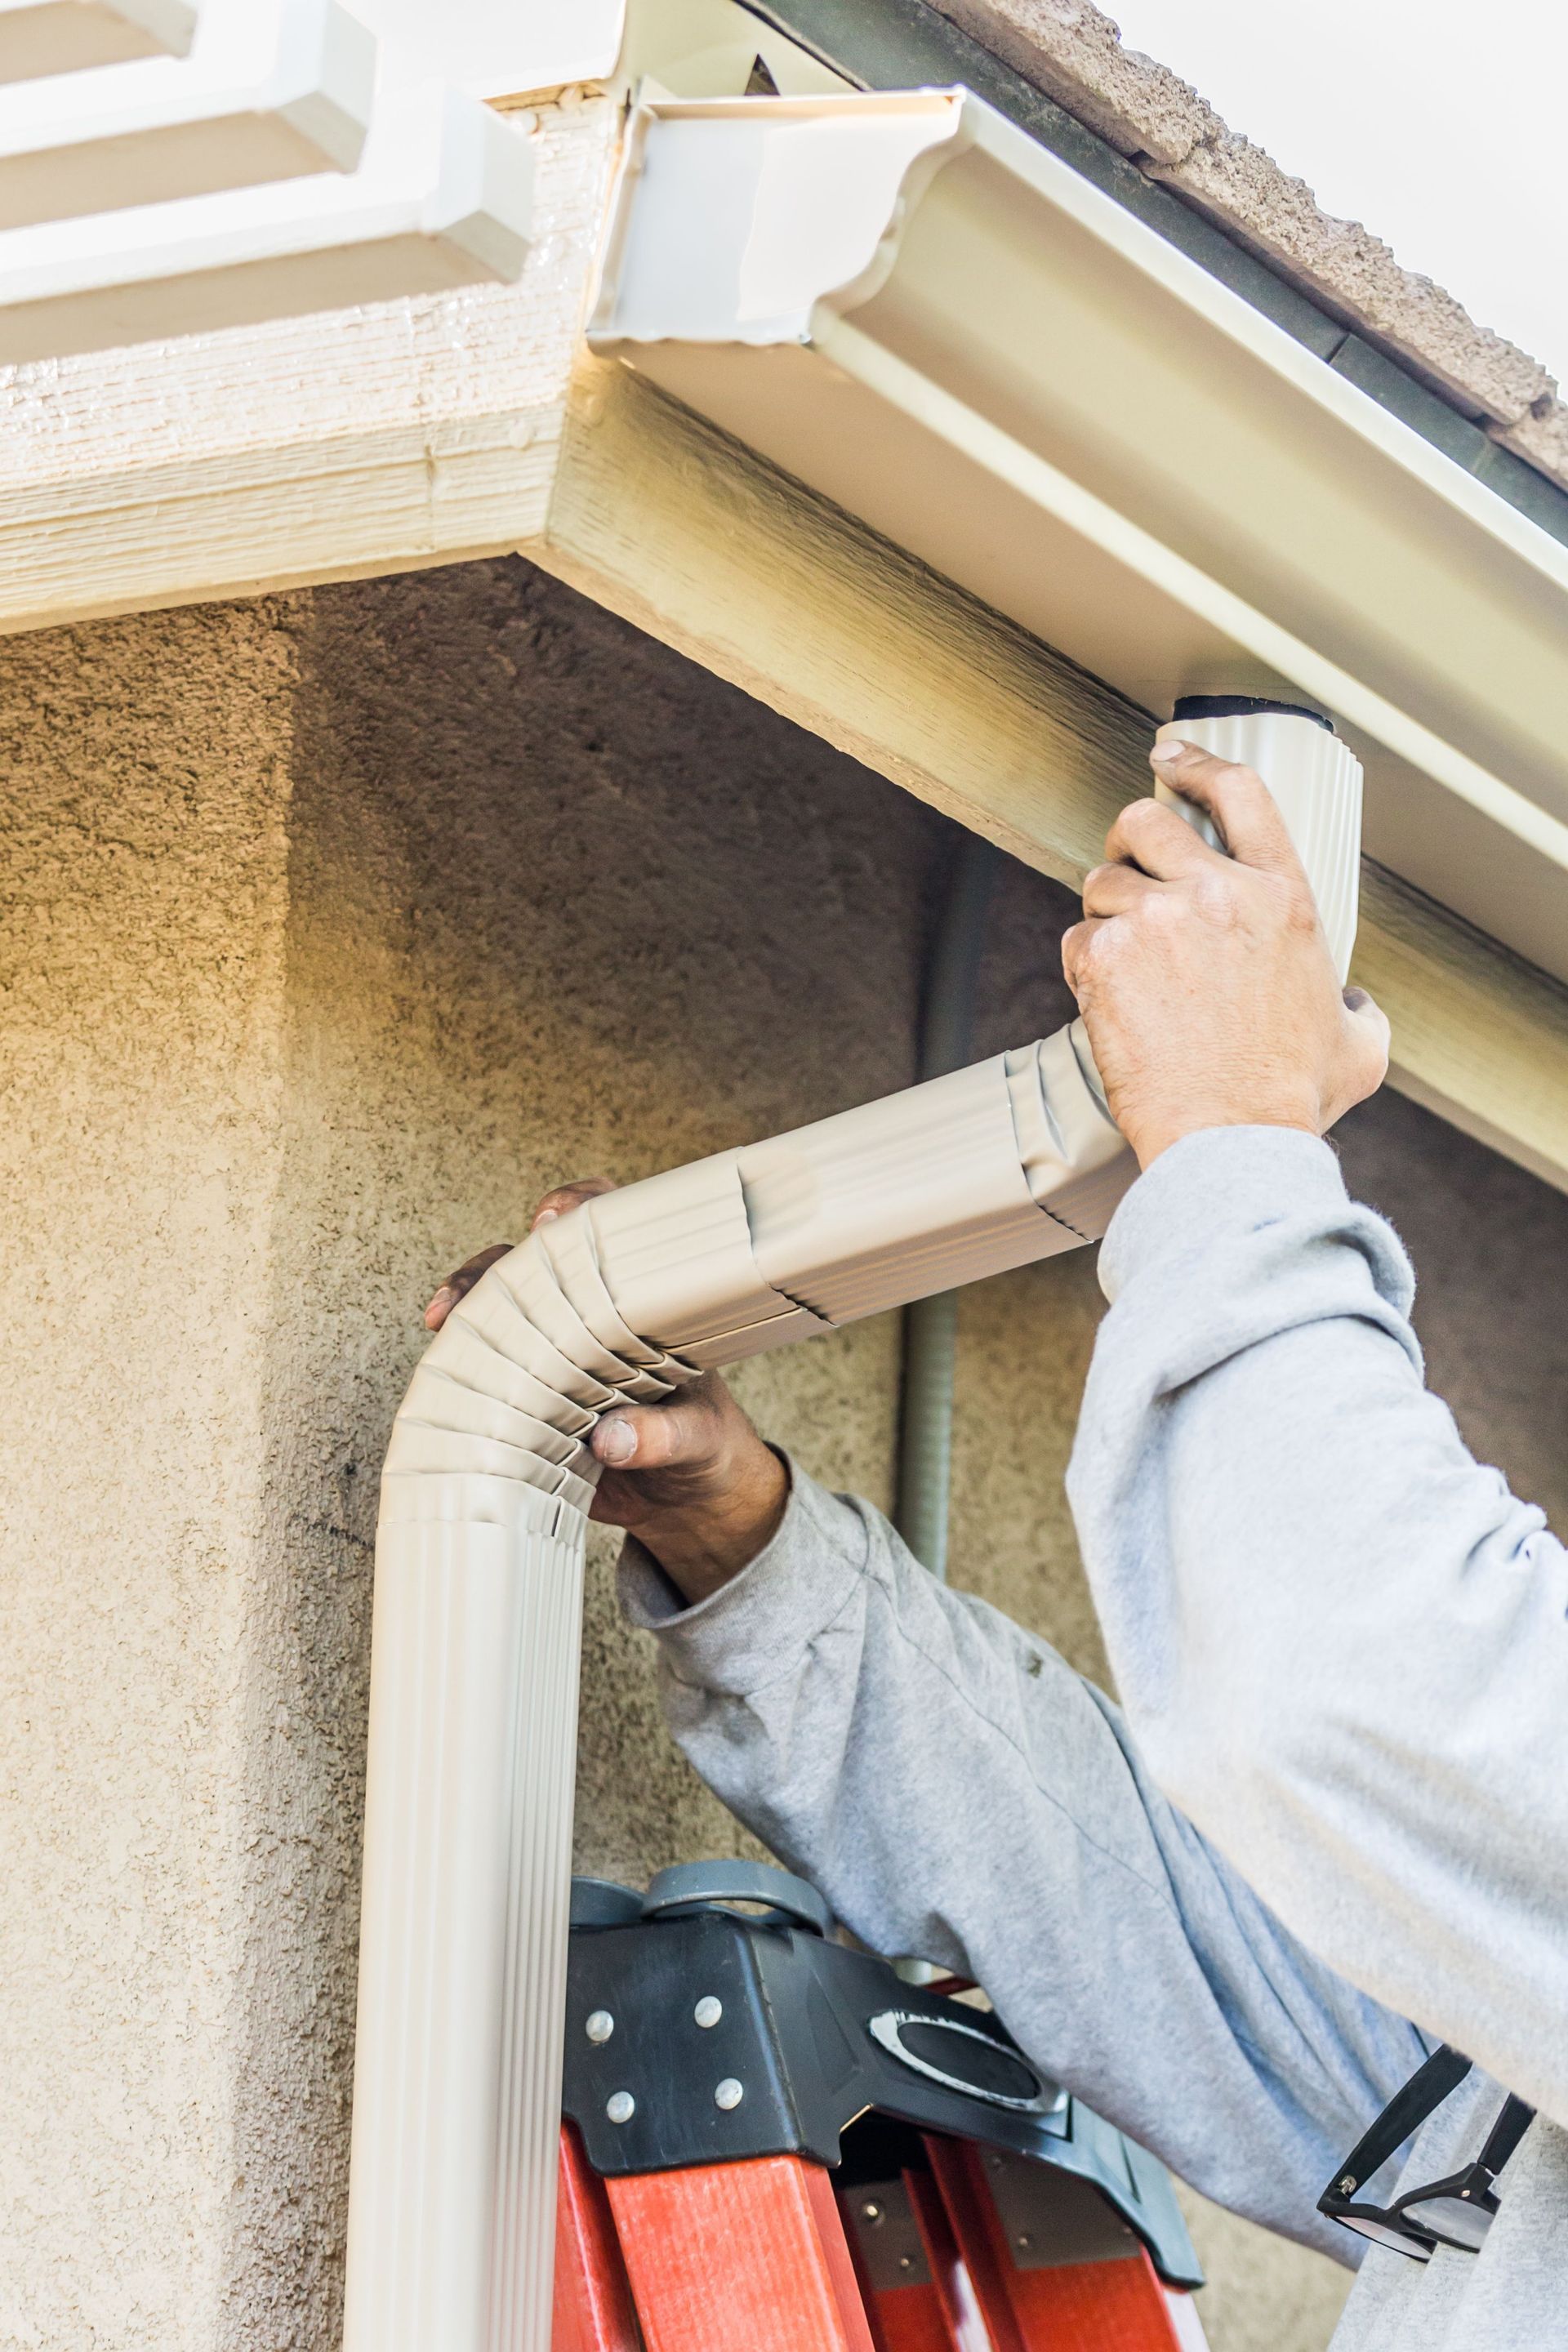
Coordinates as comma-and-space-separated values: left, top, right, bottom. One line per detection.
861, 2202, 883, 2225
606, 2091, 635, 2125
586, 2010, 615, 2044
693, 1996, 724, 2029
714, 2078, 745, 2111
1017, 2234, 1031, 2250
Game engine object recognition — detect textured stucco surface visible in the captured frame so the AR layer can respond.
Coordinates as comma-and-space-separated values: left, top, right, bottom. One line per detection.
3, 556, 1565, 2351
0, 604, 305, 2347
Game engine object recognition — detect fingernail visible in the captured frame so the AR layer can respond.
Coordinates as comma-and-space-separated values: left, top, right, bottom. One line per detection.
531, 1207, 559, 1230
426, 1286, 454, 1321
595, 1416, 636, 1465
1150, 739, 1190, 764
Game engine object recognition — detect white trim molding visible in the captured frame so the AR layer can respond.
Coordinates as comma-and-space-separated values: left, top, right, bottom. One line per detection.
344, 0, 626, 97
0, 0, 194, 82
0, 83, 532, 363
0, 0, 375, 233
589, 88, 1568, 988
0, 0, 546, 368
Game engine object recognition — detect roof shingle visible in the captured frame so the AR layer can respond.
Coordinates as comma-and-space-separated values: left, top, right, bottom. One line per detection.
927, 0, 1568, 489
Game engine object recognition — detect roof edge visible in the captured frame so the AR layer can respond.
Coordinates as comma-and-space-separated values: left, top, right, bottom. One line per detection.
923, 0, 1568, 492
738, 0, 1568, 523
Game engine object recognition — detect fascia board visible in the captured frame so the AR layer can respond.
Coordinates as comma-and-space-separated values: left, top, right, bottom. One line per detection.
0, 85, 534, 362
590, 89, 1568, 985
332, 0, 842, 105
0, 0, 376, 229
0, 0, 195, 82
341, 0, 627, 99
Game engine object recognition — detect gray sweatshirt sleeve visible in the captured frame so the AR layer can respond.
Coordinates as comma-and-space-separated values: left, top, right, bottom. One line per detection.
619, 1472, 1425, 2257
1068, 1125, 1568, 2131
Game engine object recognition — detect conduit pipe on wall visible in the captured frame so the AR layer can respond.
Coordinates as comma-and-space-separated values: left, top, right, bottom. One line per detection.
894, 827, 1004, 1580
344, 708, 1361, 2352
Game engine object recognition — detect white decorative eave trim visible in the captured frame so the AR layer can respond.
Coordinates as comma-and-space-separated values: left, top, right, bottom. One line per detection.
343, 0, 626, 99
0, 0, 194, 82
0, 82, 533, 360
590, 89, 1568, 985
0, 0, 376, 231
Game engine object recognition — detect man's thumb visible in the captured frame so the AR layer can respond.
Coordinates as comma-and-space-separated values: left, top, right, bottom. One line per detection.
1341, 986, 1391, 1102
591, 1400, 709, 1471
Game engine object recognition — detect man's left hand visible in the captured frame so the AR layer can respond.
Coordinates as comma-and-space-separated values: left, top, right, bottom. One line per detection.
1062, 734, 1389, 1170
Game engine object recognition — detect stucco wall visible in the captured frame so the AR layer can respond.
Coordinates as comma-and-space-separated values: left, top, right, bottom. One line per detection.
0, 604, 303, 2346
4, 555, 1565, 2350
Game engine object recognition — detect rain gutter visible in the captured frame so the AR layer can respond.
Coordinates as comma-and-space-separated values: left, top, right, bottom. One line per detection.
588, 84, 1568, 987
735, 0, 1568, 556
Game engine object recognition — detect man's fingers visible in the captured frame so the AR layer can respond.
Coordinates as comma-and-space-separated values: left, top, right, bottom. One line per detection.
530, 1174, 616, 1231
425, 1178, 619, 1330
592, 1395, 719, 1472
1148, 735, 1301, 875
425, 1240, 513, 1330
1060, 913, 1111, 1000
1081, 861, 1161, 918
1102, 793, 1226, 883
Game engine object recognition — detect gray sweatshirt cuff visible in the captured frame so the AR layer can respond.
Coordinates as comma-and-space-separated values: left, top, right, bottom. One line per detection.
1098, 1125, 1349, 1304
617, 1457, 872, 1697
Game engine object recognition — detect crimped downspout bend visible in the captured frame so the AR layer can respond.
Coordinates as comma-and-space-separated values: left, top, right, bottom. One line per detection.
343, 1034, 1128, 2352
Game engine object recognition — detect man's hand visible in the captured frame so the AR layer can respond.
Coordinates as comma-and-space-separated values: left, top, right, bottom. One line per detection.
1061, 734, 1390, 1169
424, 1179, 787, 1605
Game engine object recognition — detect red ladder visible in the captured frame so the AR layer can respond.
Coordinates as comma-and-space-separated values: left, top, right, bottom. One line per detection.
554, 2120, 1209, 2352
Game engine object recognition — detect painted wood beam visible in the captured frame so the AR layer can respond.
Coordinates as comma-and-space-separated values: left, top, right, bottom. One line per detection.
1355, 871, 1568, 1197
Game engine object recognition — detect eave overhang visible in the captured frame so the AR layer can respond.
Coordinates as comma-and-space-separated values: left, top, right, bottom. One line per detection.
590, 88, 1568, 985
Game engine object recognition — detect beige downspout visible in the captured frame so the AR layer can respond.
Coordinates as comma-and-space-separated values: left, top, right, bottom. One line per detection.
343, 708, 1362, 2352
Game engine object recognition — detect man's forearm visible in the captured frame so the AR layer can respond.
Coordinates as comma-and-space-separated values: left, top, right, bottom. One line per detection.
1068, 1125, 1568, 2127
618, 1462, 1425, 2256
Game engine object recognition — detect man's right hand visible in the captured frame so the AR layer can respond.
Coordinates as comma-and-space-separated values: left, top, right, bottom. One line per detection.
424, 1178, 789, 1605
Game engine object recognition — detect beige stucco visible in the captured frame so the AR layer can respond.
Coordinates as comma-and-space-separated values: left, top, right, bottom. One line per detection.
4, 556, 1565, 2350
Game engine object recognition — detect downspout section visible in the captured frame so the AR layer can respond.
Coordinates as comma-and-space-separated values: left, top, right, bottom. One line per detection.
345, 1040, 1129, 2352
345, 708, 1362, 2352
